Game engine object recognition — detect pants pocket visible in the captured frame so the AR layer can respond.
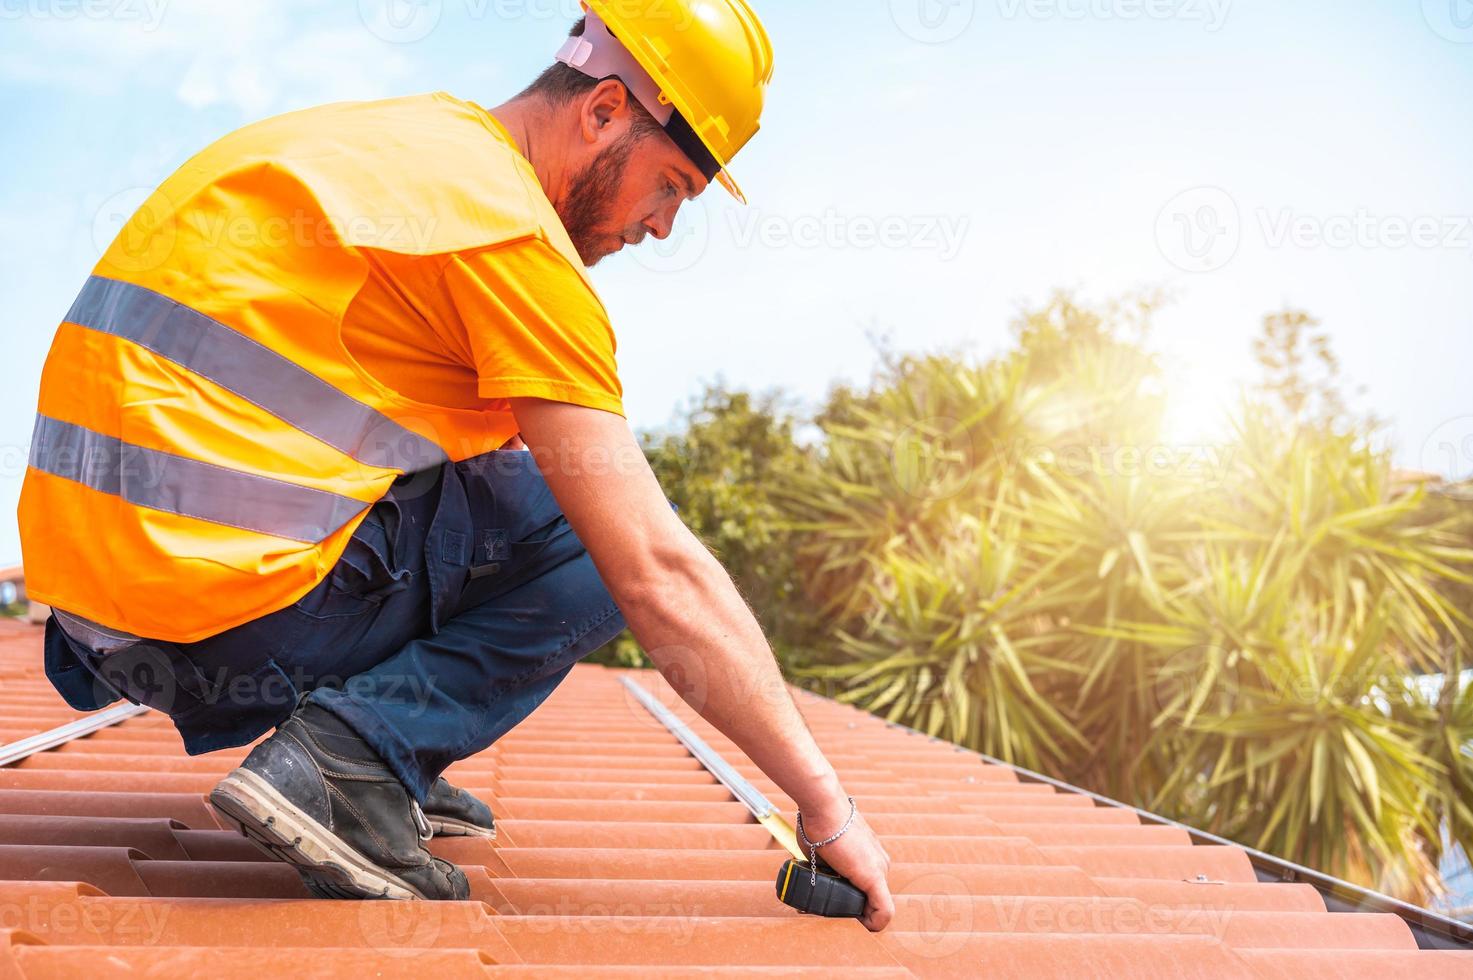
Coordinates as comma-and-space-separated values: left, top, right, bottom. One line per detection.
76, 638, 213, 718
293, 507, 410, 621
43, 615, 122, 712
456, 451, 564, 546
170, 658, 299, 754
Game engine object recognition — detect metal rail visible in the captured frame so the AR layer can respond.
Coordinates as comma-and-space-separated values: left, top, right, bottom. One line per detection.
0, 566, 149, 765
620, 676, 804, 861
0, 702, 148, 768
859, 705, 1473, 952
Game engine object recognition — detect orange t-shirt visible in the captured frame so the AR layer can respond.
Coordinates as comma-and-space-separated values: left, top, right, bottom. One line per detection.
341, 107, 625, 420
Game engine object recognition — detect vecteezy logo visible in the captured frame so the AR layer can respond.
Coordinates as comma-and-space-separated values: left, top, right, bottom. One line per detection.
1423, 0, 1473, 43
357, 899, 443, 952
1420, 416, 1473, 481
359, 0, 443, 43
890, 0, 976, 43
1150, 644, 1241, 726
1155, 186, 1241, 273
889, 417, 976, 502
93, 186, 178, 274
630, 195, 711, 274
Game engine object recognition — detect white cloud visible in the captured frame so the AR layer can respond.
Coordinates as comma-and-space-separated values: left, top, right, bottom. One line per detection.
0, 1, 417, 114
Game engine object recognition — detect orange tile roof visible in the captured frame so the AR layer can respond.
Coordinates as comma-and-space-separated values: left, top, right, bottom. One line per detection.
1, 617, 1471, 977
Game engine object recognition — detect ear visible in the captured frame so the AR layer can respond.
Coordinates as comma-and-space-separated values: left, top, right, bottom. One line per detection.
579, 78, 633, 145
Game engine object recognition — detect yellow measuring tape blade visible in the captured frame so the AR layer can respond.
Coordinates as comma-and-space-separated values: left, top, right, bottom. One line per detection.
759, 811, 806, 862
619, 677, 809, 864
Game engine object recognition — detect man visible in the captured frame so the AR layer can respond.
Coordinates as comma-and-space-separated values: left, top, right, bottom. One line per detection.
20, 1, 894, 929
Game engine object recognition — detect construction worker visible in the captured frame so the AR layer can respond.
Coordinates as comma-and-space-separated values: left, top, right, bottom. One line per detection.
21, 1, 895, 928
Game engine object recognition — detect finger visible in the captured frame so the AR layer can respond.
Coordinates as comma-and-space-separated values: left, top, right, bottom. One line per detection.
861, 898, 892, 932
861, 877, 895, 932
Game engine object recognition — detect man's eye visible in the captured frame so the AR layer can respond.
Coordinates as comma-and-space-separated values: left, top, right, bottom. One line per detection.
665, 179, 679, 198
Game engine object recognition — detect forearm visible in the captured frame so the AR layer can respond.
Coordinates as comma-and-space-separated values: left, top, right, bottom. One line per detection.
509, 398, 893, 930
508, 398, 847, 819
619, 541, 846, 816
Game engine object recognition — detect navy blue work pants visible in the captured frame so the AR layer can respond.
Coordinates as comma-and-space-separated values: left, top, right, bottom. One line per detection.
43, 451, 627, 802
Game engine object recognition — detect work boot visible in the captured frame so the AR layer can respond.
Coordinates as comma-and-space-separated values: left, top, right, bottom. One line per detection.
208, 701, 469, 901
424, 778, 496, 839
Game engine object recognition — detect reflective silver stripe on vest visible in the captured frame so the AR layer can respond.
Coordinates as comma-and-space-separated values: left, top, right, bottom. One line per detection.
30, 415, 368, 544
65, 276, 446, 473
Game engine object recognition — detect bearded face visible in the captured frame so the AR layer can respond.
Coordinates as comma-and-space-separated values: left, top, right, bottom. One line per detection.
558, 131, 645, 266
554, 119, 706, 268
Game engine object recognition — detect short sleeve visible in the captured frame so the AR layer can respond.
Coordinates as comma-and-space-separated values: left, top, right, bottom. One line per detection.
443, 238, 625, 416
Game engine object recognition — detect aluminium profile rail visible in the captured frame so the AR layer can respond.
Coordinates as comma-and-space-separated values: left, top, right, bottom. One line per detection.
0, 702, 148, 768
620, 675, 804, 861
853, 700, 1473, 952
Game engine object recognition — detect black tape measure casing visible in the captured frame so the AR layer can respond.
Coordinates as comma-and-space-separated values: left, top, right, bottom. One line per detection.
775, 858, 867, 918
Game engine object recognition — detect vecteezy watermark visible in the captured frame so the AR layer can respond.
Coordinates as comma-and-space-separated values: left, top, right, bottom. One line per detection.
93, 187, 178, 275
0, 0, 168, 30
0, 896, 171, 944
0, 442, 33, 480
727, 209, 971, 261
1419, 416, 1473, 481
185, 210, 442, 252
620, 644, 709, 725
1150, 641, 1405, 716
988, 896, 1237, 937
1422, 0, 1473, 43
882, 424, 1239, 503
630, 195, 712, 274
357, 900, 448, 953
358, 0, 695, 44
1258, 208, 1473, 252
1014, 440, 1238, 486
1155, 186, 1241, 273
626, 202, 971, 274
996, 0, 1232, 32
889, 417, 978, 502
890, 0, 977, 44
1150, 644, 1240, 723
93, 186, 443, 273
885, 873, 975, 959
1157, 187, 1473, 272
359, 0, 443, 43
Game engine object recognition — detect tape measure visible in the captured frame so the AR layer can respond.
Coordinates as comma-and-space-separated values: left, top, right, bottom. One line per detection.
775, 857, 868, 918
619, 679, 871, 920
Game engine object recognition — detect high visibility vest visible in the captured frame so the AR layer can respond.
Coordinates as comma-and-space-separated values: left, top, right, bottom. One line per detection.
19, 93, 592, 643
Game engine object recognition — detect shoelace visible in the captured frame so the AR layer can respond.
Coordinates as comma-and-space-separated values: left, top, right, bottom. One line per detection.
411, 800, 433, 842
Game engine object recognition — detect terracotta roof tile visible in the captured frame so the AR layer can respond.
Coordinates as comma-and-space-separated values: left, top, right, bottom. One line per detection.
2, 619, 1470, 977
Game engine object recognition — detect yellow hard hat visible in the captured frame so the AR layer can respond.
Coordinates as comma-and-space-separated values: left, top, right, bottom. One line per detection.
557, 0, 774, 203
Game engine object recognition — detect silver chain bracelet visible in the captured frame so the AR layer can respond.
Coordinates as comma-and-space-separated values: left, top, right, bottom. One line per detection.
795, 796, 857, 886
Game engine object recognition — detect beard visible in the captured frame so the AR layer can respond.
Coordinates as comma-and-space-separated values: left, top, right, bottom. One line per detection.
558, 132, 642, 267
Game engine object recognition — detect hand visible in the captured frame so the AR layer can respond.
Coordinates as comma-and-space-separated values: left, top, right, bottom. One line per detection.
799, 800, 894, 931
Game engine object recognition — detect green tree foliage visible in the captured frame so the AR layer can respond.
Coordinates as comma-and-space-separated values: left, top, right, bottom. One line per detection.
1251, 308, 1363, 432
601, 297, 1472, 905
591, 386, 809, 667
785, 300, 1473, 903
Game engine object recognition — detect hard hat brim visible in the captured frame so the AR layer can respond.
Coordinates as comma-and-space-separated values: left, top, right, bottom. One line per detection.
716, 168, 747, 206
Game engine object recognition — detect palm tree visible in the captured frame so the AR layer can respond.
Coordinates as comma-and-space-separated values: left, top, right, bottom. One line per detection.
781, 299, 1473, 904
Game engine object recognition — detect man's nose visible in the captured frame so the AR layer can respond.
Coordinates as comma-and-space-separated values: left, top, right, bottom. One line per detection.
642, 204, 679, 241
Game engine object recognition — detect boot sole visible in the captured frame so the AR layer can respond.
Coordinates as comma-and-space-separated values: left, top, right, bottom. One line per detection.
209, 768, 427, 901
427, 816, 496, 840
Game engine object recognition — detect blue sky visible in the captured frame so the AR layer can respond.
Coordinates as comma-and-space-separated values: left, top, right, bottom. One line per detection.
1, 0, 1471, 564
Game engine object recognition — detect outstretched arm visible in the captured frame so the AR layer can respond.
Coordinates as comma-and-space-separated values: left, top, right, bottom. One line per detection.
511, 397, 894, 930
